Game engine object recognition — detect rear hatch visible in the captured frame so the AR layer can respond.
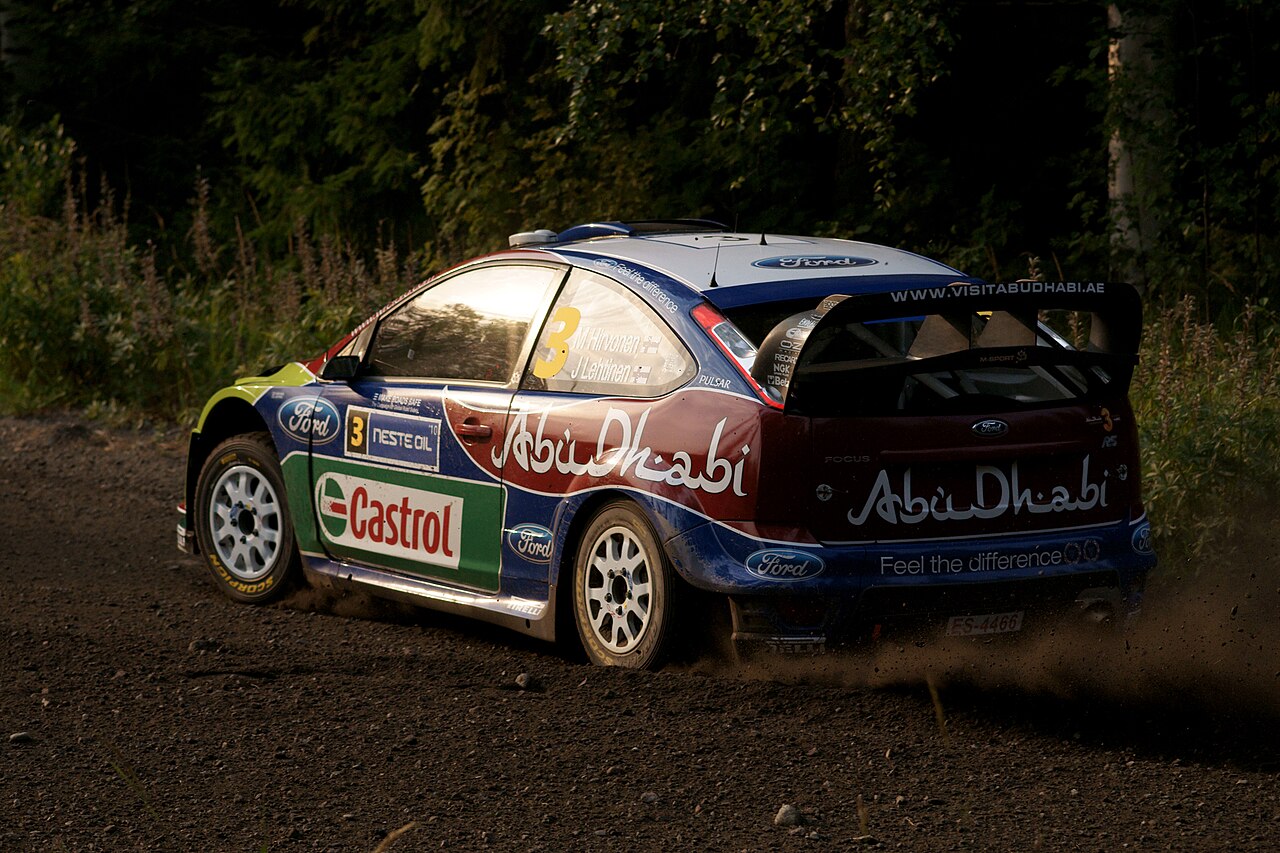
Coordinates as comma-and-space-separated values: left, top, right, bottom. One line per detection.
743, 281, 1144, 544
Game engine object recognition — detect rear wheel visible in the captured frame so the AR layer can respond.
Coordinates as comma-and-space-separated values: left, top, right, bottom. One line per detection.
194, 432, 300, 603
572, 503, 676, 669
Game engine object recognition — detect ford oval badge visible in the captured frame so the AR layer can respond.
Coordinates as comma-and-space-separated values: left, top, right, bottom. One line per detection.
1131, 522, 1153, 555
971, 419, 1009, 438
751, 255, 877, 270
744, 549, 826, 582
507, 523, 554, 564
278, 396, 342, 445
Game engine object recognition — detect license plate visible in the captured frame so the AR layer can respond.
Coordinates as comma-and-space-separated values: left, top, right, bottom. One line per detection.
946, 611, 1024, 637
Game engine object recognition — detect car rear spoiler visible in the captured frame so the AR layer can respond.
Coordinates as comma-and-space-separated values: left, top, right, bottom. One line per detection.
749, 281, 1143, 411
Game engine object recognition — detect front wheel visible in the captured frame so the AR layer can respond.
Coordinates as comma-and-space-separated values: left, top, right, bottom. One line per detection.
193, 432, 300, 603
572, 502, 677, 669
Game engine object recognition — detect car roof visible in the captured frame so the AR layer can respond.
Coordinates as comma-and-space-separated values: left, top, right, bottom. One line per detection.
556, 231, 961, 289
512, 226, 970, 310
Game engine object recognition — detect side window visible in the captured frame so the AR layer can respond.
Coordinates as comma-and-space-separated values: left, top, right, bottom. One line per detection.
524, 268, 692, 397
366, 264, 561, 382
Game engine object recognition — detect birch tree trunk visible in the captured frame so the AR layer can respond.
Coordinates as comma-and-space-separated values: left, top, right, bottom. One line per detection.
1108, 3, 1170, 287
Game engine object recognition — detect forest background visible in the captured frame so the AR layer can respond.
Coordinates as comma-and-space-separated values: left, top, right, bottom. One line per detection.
1, 0, 1278, 553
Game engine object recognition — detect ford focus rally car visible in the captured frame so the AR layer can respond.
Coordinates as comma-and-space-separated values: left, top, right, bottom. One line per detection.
177, 219, 1157, 668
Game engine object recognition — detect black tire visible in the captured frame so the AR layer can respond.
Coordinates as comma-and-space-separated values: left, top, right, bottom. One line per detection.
193, 432, 301, 604
572, 502, 677, 669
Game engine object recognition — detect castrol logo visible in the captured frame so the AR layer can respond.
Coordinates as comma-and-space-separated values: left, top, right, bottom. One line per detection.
316, 473, 462, 569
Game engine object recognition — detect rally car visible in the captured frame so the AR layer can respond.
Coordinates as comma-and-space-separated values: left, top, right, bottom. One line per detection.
177, 220, 1156, 668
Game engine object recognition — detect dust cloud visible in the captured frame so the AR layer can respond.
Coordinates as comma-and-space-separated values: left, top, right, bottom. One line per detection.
744, 523, 1280, 724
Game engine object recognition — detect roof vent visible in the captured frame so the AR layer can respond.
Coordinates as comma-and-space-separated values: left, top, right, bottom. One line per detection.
509, 229, 558, 248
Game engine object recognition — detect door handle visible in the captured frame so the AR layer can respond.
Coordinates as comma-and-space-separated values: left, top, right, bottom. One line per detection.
457, 419, 493, 441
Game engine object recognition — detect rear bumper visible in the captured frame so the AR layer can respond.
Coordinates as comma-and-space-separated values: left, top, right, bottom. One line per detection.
666, 515, 1155, 652
729, 571, 1140, 653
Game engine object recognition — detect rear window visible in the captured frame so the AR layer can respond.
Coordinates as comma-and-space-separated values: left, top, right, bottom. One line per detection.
727, 297, 1126, 416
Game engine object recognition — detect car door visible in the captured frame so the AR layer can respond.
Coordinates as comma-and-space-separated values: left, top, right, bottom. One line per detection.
310, 262, 566, 593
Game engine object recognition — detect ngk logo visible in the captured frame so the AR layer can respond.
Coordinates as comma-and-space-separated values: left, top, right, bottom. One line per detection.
316, 473, 462, 568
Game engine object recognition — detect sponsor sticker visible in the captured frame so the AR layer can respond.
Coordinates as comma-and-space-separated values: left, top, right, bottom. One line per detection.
1131, 522, 1153, 555
848, 456, 1109, 527
278, 396, 341, 445
344, 406, 441, 472
745, 549, 826, 582
878, 539, 1101, 576
316, 473, 462, 568
494, 407, 751, 497
506, 523, 554, 564
752, 255, 877, 270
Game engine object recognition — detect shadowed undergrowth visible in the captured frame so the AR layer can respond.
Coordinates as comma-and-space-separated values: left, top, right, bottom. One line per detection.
2, 150, 1279, 560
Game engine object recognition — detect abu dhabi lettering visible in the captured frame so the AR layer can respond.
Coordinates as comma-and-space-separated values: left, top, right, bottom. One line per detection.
849, 456, 1108, 527
493, 407, 749, 497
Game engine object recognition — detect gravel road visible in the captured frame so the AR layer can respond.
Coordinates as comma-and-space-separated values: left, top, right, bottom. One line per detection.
2, 415, 1277, 851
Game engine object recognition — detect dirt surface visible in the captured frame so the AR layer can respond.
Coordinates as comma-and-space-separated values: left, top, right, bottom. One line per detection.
2, 414, 1279, 852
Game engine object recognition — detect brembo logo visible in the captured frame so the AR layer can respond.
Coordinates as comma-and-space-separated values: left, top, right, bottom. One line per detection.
316, 473, 461, 568
752, 255, 878, 270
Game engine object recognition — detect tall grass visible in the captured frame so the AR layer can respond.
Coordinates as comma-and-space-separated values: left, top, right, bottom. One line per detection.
1132, 297, 1280, 557
0, 130, 423, 420
2, 124, 1277, 556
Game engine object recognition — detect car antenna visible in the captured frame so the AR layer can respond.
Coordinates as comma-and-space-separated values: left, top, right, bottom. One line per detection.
710, 239, 720, 288
760, 232, 768, 246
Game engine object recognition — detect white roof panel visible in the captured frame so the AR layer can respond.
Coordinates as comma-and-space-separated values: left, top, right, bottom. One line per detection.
552, 232, 963, 291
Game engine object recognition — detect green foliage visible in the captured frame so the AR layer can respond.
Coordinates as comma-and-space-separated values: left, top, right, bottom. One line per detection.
4, 0, 1280, 561
0, 117, 75, 217
210, 0, 430, 243
1105, 1, 1280, 306
1133, 298, 1280, 556
0, 147, 420, 419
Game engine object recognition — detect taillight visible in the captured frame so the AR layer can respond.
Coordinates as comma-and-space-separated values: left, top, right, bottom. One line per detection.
691, 303, 784, 409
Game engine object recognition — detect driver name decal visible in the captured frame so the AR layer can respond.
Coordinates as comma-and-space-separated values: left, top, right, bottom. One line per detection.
316, 473, 461, 568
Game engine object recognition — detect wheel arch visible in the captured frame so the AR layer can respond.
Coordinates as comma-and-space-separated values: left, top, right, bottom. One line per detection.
185, 398, 274, 523
550, 489, 656, 648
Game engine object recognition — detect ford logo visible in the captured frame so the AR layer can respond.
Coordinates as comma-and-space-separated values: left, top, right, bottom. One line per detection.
971, 419, 1009, 438
277, 396, 341, 445
744, 549, 825, 582
752, 255, 877, 270
1131, 522, 1153, 555
507, 523, 554, 564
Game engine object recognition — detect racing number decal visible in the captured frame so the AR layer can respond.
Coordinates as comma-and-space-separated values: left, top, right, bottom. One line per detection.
533, 306, 581, 379
347, 409, 367, 452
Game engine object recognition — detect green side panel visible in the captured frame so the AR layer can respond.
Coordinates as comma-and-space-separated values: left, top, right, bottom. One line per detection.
285, 454, 505, 594
281, 452, 323, 554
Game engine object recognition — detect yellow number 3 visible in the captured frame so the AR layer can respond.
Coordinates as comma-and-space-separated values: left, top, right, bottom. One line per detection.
533, 306, 581, 379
